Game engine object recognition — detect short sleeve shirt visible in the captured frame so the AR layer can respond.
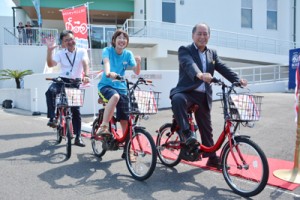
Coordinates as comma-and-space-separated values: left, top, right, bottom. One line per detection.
53, 47, 89, 79
98, 46, 136, 94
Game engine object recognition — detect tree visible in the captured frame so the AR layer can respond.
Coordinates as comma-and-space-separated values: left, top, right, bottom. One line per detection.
0, 69, 33, 89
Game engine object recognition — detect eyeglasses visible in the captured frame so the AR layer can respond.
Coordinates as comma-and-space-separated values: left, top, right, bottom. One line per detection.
63, 38, 74, 43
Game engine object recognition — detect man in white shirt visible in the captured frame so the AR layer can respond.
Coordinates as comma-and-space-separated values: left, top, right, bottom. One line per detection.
45, 30, 90, 147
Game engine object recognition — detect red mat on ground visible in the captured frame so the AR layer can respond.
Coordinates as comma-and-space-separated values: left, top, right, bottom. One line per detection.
181, 157, 299, 191
81, 132, 299, 190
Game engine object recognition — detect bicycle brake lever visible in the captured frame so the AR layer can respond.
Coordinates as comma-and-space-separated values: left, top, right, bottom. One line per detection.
145, 80, 153, 85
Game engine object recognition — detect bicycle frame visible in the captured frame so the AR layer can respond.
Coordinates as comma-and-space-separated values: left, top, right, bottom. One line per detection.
168, 109, 235, 159
95, 104, 146, 154
55, 81, 75, 137
56, 105, 73, 138
167, 80, 247, 161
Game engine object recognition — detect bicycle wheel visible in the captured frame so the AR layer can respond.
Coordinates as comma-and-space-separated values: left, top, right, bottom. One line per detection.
221, 137, 269, 197
56, 108, 62, 143
65, 118, 72, 159
56, 126, 63, 143
156, 123, 182, 167
91, 109, 106, 157
124, 128, 157, 181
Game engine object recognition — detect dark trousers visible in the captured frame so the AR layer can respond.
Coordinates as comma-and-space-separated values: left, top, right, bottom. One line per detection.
171, 92, 216, 158
45, 79, 82, 139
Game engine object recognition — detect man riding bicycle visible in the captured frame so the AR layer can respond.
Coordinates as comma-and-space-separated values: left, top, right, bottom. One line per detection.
45, 30, 90, 147
170, 23, 247, 168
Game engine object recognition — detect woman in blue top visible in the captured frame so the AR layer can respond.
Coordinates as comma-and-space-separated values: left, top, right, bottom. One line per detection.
97, 30, 141, 135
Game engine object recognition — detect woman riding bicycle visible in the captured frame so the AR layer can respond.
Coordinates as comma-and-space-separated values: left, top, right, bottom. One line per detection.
170, 23, 247, 168
97, 30, 141, 136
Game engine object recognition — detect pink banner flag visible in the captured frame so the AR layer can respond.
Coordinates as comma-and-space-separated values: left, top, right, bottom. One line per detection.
62, 5, 88, 49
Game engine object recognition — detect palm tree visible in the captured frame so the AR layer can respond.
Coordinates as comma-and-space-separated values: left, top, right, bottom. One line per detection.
0, 69, 33, 89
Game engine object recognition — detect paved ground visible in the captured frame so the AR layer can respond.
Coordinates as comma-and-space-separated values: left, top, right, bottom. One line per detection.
0, 92, 300, 199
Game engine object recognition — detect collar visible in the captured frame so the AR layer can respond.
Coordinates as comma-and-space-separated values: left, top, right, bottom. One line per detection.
64, 47, 77, 54
193, 43, 207, 53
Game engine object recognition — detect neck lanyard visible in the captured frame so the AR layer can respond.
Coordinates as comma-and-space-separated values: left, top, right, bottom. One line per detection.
65, 50, 77, 72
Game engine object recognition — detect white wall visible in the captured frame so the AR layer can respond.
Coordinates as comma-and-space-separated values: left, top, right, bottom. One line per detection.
0, 16, 13, 44
296, 0, 300, 44
1, 45, 47, 73
134, 0, 145, 20
0, 88, 30, 110
42, 19, 65, 33
146, 0, 162, 21
151, 0, 294, 43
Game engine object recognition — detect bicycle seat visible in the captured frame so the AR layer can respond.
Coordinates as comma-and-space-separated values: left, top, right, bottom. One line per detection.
188, 104, 199, 113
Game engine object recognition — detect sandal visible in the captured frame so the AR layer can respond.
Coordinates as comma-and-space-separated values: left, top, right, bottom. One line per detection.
129, 150, 137, 163
121, 150, 137, 162
96, 124, 110, 136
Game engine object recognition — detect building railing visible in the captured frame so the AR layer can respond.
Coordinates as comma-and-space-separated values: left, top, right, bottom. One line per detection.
3, 27, 59, 46
233, 65, 289, 83
122, 19, 299, 55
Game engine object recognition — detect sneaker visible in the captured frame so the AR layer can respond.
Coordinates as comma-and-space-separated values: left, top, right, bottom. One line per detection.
74, 137, 86, 147
47, 118, 57, 128
182, 130, 198, 147
206, 156, 221, 169
121, 152, 126, 159
96, 124, 110, 136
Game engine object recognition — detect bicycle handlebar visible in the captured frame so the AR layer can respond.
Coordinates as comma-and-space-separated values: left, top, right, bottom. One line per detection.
114, 74, 154, 88
45, 77, 82, 84
211, 77, 242, 88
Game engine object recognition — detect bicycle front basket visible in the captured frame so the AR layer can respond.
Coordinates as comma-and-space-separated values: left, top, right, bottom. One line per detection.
227, 93, 263, 121
64, 88, 85, 107
130, 90, 160, 114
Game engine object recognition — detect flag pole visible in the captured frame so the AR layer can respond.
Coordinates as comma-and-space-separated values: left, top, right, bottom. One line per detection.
273, 57, 300, 184
85, 2, 97, 119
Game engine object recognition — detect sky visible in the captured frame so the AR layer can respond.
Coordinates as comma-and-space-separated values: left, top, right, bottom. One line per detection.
0, 0, 16, 16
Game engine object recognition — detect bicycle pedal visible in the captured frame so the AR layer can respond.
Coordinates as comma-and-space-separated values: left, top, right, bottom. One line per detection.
48, 124, 57, 128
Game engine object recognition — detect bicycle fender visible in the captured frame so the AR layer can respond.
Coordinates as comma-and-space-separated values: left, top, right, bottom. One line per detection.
133, 126, 146, 131
235, 135, 250, 140
157, 123, 172, 134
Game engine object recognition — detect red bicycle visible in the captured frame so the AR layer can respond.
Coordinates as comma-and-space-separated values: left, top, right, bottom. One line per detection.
156, 78, 269, 197
46, 77, 84, 159
91, 76, 159, 181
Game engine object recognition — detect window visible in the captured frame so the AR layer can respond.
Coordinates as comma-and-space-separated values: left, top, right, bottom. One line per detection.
90, 26, 116, 49
162, 0, 175, 23
241, 0, 252, 28
267, 0, 277, 30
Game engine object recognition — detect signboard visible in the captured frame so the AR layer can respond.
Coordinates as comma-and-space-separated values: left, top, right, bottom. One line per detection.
62, 5, 88, 49
289, 48, 300, 90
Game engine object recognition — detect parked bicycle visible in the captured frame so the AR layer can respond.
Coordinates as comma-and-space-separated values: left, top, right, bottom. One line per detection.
91, 76, 159, 181
156, 78, 269, 197
46, 77, 85, 159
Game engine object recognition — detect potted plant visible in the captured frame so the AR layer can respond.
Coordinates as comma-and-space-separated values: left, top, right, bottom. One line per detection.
0, 69, 33, 89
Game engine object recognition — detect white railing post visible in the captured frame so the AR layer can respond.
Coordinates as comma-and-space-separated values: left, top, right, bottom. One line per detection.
32, 87, 41, 116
